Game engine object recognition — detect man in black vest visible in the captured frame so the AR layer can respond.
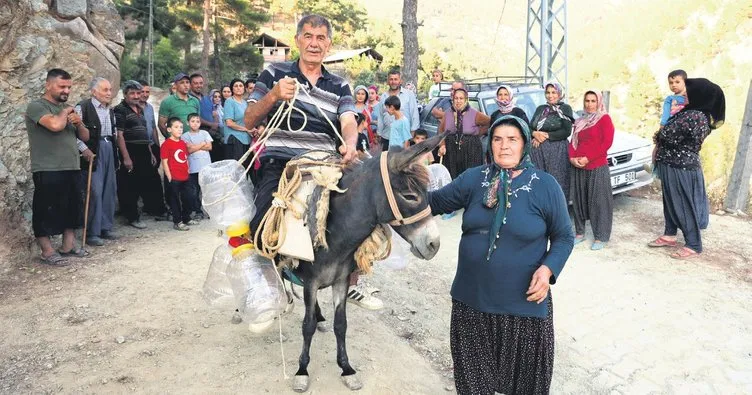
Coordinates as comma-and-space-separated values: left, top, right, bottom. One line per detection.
114, 80, 163, 228
76, 77, 119, 246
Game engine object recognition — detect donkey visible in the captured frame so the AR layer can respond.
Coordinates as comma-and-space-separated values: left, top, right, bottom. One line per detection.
287, 134, 444, 392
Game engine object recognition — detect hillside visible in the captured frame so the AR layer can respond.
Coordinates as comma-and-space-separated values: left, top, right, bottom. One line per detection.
358, 0, 752, 204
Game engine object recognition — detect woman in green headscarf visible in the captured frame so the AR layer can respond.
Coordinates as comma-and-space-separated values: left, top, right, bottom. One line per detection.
429, 115, 574, 395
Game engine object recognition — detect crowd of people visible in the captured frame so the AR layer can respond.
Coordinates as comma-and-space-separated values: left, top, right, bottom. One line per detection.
24, 12, 726, 395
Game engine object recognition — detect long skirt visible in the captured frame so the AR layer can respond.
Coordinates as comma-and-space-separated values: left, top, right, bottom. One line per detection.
530, 139, 570, 199
571, 165, 613, 241
444, 134, 484, 179
657, 162, 707, 252
450, 298, 554, 395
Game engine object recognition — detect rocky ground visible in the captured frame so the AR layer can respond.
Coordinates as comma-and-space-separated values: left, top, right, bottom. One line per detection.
1, 192, 751, 394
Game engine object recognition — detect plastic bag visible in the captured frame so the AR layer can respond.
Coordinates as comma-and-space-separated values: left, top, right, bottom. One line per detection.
199, 160, 256, 229
225, 250, 287, 331
375, 227, 412, 271
427, 163, 452, 192
201, 245, 235, 308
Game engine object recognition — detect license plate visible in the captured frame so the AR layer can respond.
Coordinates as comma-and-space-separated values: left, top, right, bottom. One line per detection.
611, 171, 636, 187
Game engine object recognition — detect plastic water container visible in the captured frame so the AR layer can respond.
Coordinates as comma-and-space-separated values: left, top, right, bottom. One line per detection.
201, 245, 235, 308
199, 160, 256, 229
376, 227, 412, 271
427, 163, 452, 192
225, 247, 287, 332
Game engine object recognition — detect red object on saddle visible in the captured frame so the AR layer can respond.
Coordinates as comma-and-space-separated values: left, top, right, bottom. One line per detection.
228, 236, 251, 248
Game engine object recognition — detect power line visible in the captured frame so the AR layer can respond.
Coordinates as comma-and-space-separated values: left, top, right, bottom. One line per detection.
492, 0, 508, 46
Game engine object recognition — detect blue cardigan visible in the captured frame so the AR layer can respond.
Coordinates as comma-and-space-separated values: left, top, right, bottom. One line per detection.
429, 166, 574, 318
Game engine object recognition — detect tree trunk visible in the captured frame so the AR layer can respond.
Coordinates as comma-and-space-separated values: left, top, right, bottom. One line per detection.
201, 0, 212, 82
212, 8, 221, 85
401, 0, 419, 90
724, 79, 752, 213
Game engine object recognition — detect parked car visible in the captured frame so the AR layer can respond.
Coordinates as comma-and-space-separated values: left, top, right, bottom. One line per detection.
419, 82, 654, 195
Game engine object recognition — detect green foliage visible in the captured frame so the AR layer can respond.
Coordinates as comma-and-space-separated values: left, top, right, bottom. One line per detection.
295, 0, 366, 37
216, 41, 265, 82
121, 37, 184, 88
113, 0, 177, 40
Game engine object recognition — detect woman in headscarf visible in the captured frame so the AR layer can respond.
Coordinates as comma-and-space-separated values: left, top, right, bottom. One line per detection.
430, 115, 574, 395
530, 82, 574, 198
569, 90, 615, 250
208, 88, 225, 162
648, 78, 725, 259
353, 85, 374, 144
437, 88, 491, 179
489, 85, 530, 126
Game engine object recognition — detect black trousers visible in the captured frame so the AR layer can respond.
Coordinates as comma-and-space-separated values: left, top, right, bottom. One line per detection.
380, 137, 390, 151
187, 173, 202, 214
167, 180, 191, 225
32, 170, 83, 237
117, 143, 166, 222
250, 157, 288, 235
224, 135, 256, 185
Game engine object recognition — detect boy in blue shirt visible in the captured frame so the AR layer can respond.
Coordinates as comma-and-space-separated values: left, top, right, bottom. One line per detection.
384, 95, 412, 148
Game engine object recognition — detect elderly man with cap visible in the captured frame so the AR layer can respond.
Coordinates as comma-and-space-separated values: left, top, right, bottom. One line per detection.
158, 72, 200, 137
114, 80, 165, 229
76, 77, 118, 247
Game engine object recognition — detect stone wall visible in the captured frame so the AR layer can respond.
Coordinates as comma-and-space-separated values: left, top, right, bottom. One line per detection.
0, 0, 124, 268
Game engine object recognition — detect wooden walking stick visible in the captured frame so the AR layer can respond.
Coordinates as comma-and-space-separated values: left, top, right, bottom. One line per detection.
82, 154, 96, 250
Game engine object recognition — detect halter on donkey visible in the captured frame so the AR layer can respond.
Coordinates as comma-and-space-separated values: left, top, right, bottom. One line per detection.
210, 80, 444, 392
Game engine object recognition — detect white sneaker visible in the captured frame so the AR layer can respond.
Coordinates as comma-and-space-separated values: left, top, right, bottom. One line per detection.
347, 284, 384, 310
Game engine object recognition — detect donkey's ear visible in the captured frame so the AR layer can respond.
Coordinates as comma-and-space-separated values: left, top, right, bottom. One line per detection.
391, 132, 447, 171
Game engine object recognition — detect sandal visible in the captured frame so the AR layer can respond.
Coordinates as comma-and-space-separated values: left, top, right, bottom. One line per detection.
573, 236, 586, 246
670, 247, 700, 260
58, 247, 90, 258
39, 252, 70, 267
648, 236, 678, 248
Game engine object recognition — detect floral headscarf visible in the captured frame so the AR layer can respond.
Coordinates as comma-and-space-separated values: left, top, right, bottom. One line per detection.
483, 115, 536, 260
571, 90, 606, 149
495, 85, 515, 114
535, 82, 568, 130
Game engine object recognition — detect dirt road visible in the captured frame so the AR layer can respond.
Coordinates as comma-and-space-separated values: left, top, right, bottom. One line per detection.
1, 194, 751, 394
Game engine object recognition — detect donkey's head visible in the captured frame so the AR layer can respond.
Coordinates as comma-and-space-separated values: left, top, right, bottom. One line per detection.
375, 134, 445, 260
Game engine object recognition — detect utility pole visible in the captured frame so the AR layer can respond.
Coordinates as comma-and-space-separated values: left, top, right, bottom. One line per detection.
401, 0, 419, 91
148, 0, 154, 86
525, 0, 568, 94
724, 80, 752, 214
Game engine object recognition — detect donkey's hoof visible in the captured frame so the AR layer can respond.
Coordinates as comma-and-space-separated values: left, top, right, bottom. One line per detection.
292, 375, 310, 393
341, 373, 363, 390
317, 322, 330, 332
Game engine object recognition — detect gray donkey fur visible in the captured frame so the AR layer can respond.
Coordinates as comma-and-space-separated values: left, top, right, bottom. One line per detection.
288, 133, 445, 392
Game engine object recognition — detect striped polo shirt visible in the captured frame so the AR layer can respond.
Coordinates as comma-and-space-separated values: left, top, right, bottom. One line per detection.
249, 60, 357, 160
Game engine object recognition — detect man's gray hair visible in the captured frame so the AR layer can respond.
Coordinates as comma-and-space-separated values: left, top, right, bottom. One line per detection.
296, 14, 333, 39
89, 77, 109, 91
122, 80, 144, 95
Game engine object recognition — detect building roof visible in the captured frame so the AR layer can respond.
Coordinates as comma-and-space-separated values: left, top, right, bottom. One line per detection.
323, 48, 383, 64
253, 33, 290, 48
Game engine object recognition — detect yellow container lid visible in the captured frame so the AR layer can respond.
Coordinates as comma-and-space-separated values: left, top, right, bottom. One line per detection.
226, 222, 251, 238
231, 243, 255, 257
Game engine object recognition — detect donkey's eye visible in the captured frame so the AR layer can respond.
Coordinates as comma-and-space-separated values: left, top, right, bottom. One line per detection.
402, 193, 419, 202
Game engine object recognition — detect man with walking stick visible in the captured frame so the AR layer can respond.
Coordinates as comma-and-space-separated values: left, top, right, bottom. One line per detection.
76, 77, 120, 246
25, 69, 90, 266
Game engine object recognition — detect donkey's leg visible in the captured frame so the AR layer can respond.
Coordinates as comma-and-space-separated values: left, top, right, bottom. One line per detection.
332, 277, 363, 390
293, 284, 319, 393
315, 300, 330, 332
